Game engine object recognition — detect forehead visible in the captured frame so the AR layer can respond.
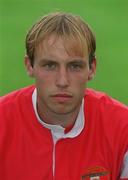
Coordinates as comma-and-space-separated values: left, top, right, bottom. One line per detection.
35, 34, 88, 60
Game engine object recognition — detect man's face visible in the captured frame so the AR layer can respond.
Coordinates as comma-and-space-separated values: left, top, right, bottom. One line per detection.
26, 35, 96, 117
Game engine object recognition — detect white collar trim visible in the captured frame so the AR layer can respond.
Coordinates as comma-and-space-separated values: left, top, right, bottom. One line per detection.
32, 88, 85, 140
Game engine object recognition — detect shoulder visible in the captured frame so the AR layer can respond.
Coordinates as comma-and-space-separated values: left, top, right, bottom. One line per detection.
0, 86, 35, 105
85, 88, 128, 110
84, 89, 128, 159
0, 85, 35, 114
84, 88, 128, 129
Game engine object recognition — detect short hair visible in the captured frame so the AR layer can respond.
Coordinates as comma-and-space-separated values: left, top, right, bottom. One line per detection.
26, 12, 96, 67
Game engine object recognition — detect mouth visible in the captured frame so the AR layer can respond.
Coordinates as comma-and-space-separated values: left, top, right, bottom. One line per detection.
51, 93, 73, 102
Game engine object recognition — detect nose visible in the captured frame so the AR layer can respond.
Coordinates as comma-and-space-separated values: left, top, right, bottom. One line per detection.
56, 66, 69, 88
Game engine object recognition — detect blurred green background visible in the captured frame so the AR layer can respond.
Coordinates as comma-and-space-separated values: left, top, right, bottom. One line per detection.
0, 0, 128, 105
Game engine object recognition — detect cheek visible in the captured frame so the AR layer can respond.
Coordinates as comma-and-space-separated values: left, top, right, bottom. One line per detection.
71, 75, 88, 95
34, 71, 53, 85
35, 74, 55, 94
71, 73, 89, 85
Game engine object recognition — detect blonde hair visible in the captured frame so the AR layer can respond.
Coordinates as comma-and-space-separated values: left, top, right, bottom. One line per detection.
26, 12, 96, 66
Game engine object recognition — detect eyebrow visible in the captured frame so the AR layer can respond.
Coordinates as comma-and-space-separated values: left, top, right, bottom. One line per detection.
39, 59, 57, 64
39, 58, 87, 65
68, 60, 86, 64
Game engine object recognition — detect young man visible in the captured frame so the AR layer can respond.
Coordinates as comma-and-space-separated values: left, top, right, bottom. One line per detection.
0, 12, 128, 180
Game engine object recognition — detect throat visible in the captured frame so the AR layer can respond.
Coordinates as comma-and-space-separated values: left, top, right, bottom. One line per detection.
37, 108, 78, 128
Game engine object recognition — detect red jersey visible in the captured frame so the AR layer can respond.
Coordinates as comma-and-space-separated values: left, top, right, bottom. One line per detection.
0, 86, 128, 180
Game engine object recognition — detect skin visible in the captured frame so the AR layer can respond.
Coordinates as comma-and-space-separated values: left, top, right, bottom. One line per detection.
25, 35, 96, 127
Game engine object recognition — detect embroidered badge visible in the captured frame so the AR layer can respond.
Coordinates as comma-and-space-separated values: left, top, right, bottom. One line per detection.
81, 166, 110, 180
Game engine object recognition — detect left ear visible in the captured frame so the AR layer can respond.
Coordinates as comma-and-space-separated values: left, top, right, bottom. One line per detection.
88, 58, 96, 81
24, 55, 34, 77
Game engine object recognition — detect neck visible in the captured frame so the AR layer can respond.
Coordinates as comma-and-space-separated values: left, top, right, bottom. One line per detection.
37, 103, 80, 128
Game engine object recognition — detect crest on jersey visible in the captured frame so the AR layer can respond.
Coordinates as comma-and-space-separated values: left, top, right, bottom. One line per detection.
81, 166, 110, 180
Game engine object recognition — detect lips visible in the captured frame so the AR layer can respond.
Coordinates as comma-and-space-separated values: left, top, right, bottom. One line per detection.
53, 94, 72, 97
51, 93, 73, 102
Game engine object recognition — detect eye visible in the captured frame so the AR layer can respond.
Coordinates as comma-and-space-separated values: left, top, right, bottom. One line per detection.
69, 63, 83, 71
43, 63, 57, 70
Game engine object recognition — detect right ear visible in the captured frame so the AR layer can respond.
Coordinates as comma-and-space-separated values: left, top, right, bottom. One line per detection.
88, 57, 96, 81
24, 55, 34, 77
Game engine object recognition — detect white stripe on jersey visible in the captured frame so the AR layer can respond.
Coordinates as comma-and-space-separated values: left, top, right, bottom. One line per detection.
120, 151, 128, 178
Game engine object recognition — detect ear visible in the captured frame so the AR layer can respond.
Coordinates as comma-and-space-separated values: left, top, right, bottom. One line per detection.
24, 55, 34, 77
88, 58, 97, 81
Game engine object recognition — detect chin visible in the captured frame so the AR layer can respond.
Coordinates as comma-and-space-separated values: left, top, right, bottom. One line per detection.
51, 105, 77, 115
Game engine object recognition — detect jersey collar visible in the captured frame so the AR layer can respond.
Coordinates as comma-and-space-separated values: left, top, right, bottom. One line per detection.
32, 88, 85, 140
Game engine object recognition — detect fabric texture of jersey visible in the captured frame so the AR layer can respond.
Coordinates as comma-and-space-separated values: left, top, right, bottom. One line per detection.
0, 85, 128, 180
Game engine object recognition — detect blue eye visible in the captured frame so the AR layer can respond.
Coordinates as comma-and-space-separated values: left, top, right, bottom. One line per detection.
69, 64, 83, 71
43, 63, 56, 70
